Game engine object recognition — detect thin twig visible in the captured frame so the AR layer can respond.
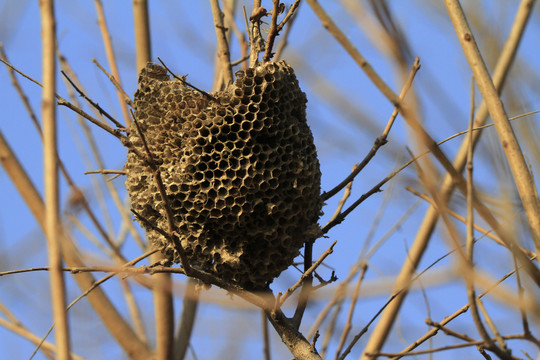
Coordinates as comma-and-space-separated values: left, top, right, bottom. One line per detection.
131, 112, 191, 274
92, 58, 135, 109
231, 54, 251, 66
373, 335, 528, 358
120, 279, 149, 344
30, 249, 157, 359
337, 292, 403, 360
0, 131, 153, 359
513, 251, 531, 336
334, 264, 368, 360
386, 262, 536, 360
274, 1, 302, 61
0, 56, 126, 140
222, 0, 249, 70
444, 0, 540, 254
248, 1, 265, 66
262, 0, 281, 62
57, 99, 123, 138
276, 0, 301, 32
58, 55, 146, 251
84, 169, 126, 175
321, 174, 386, 234
464, 77, 510, 359
430, 110, 540, 146
210, 0, 233, 88
291, 239, 313, 330
174, 278, 200, 360
425, 319, 475, 342
94, 0, 132, 128
321, 57, 421, 201
262, 309, 271, 360
60, 70, 124, 128
477, 298, 508, 351
0, 57, 44, 87
280, 241, 337, 307
324, 164, 356, 229
39, 1, 70, 357
405, 187, 536, 258
131, 209, 170, 241
0, 45, 41, 134
157, 57, 217, 101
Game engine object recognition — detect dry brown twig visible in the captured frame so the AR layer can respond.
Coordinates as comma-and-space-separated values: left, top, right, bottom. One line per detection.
0, 131, 153, 359
57, 99, 122, 138
262, 0, 282, 62
94, 0, 131, 128
39, 1, 70, 358
323, 0, 540, 356
263, 0, 301, 62
210, 0, 233, 88
2, 46, 126, 257
84, 169, 126, 175
5, 1, 539, 359
444, 0, 540, 255
59, 54, 148, 252
334, 264, 368, 359
0, 56, 124, 139
322, 57, 420, 202
247, 2, 264, 66
4, 44, 150, 272
274, 1, 301, 60
0, 315, 79, 360
174, 278, 200, 359
262, 309, 272, 360
386, 257, 538, 360
290, 240, 338, 331
157, 57, 218, 101
405, 187, 536, 258
279, 241, 337, 307
0, 45, 41, 133
131, 114, 191, 274
324, 164, 357, 229
374, 335, 528, 358
222, 0, 250, 70
248, 0, 301, 65
61, 70, 124, 129
464, 78, 512, 359
131, 2, 175, 356
29, 249, 157, 358
92, 58, 135, 109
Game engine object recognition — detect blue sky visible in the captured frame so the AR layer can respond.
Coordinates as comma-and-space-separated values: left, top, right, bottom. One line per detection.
1, 1, 539, 359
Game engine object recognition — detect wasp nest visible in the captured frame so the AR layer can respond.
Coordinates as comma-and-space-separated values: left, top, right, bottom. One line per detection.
125, 60, 321, 289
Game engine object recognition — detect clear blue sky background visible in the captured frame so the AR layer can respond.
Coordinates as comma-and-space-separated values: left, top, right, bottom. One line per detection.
1, 1, 539, 359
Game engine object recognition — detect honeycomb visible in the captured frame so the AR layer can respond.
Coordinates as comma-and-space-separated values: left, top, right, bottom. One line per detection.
125, 60, 321, 289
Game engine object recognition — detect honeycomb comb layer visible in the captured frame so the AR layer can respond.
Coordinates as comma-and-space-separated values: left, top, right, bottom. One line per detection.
125, 60, 321, 289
